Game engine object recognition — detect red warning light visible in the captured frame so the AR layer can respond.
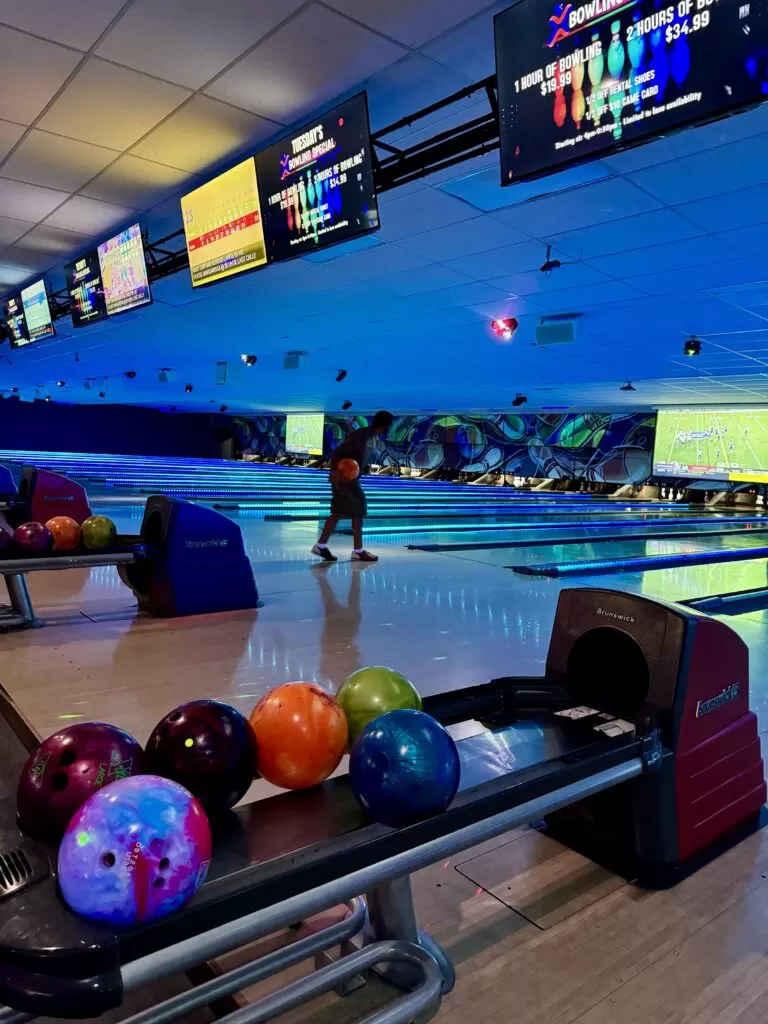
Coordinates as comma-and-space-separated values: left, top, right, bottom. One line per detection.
491, 317, 519, 341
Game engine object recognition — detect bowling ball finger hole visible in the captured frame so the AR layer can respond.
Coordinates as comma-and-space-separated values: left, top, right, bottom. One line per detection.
169, 712, 182, 723
59, 750, 76, 767
101, 853, 116, 868
159, 857, 170, 870
51, 772, 68, 792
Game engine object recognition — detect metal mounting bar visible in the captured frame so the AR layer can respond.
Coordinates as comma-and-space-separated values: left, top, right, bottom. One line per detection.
121, 898, 367, 1024
203, 941, 442, 1024
122, 758, 642, 989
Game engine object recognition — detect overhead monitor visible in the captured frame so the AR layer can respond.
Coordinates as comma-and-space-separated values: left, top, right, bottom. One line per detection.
181, 157, 267, 288
65, 249, 108, 328
256, 93, 379, 263
97, 223, 152, 316
20, 279, 55, 343
654, 408, 768, 482
285, 414, 325, 456
2, 294, 28, 347
495, 0, 768, 185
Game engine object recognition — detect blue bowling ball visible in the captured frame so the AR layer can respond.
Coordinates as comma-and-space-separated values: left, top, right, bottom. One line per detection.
349, 709, 460, 828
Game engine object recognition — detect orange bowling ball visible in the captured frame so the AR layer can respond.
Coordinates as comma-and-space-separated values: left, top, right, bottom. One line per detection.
45, 516, 81, 551
249, 683, 348, 790
337, 458, 360, 481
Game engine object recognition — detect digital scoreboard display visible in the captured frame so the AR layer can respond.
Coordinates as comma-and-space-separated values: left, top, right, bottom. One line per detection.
65, 249, 108, 328
97, 223, 152, 316
181, 158, 267, 287
495, 0, 768, 184
20, 279, 55, 343
256, 93, 379, 263
654, 408, 768, 482
285, 414, 325, 456
3, 294, 28, 347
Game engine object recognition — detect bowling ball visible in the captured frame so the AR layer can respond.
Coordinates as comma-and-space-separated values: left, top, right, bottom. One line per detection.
46, 516, 81, 552
13, 521, 52, 554
81, 515, 117, 550
337, 458, 360, 481
58, 775, 211, 927
17, 722, 145, 843
337, 666, 422, 747
146, 700, 255, 814
248, 682, 348, 790
349, 710, 460, 828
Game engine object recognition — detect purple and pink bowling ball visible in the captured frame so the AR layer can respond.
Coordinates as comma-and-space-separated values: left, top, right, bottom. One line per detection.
16, 722, 144, 843
58, 775, 212, 927
13, 521, 53, 554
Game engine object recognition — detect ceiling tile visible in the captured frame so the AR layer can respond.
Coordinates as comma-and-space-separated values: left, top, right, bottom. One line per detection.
323, 0, 495, 47
628, 258, 768, 296
587, 237, 741, 279
488, 261, 611, 296
550, 209, 705, 261
0, 263, 31, 286
421, 3, 502, 78
205, 3, 406, 123
0, 27, 83, 125
323, 242, 432, 280
444, 239, 546, 280
0, 119, 25, 162
96, 0, 305, 89
375, 188, 477, 242
44, 195, 136, 235
0, 244, 57, 274
16, 224, 90, 254
0, 214, 34, 246
375, 264, 475, 296
438, 161, 612, 212
0, 130, 119, 192
131, 96, 277, 173
493, 179, 663, 236
715, 225, 768, 259
37, 59, 191, 150
0, 0, 127, 49
366, 54, 472, 133
628, 135, 768, 206
81, 155, 193, 208
675, 183, 768, 233
0, 179, 68, 222
398, 214, 527, 261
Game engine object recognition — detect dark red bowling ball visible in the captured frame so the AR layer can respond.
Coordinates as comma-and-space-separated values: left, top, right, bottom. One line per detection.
17, 722, 145, 842
145, 700, 255, 814
13, 521, 53, 554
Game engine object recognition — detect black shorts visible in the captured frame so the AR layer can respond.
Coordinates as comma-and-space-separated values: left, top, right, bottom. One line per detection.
330, 479, 367, 518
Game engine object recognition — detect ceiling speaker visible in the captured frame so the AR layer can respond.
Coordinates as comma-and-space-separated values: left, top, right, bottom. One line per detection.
535, 315, 582, 347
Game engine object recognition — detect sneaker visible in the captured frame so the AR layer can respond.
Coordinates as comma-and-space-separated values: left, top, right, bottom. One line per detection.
352, 550, 378, 562
312, 544, 337, 562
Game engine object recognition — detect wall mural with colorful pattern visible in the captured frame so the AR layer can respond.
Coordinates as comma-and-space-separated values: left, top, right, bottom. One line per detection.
242, 412, 656, 484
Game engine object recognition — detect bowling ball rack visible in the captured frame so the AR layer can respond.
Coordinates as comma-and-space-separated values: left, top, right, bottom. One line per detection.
0, 587, 763, 1024
0, 540, 144, 630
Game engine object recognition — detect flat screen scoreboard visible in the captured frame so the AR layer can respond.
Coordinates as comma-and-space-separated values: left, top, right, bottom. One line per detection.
181, 158, 267, 288
20, 279, 55, 343
2, 295, 27, 346
654, 408, 768, 482
65, 249, 108, 328
495, 0, 768, 184
285, 414, 325, 457
256, 93, 379, 263
97, 223, 152, 317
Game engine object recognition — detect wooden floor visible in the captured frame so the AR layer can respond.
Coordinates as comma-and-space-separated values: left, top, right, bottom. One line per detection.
8, 511, 768, 1024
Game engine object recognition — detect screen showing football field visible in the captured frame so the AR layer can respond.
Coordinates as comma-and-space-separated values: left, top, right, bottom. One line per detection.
286, 414, 325, 456
654, 408, 768, 482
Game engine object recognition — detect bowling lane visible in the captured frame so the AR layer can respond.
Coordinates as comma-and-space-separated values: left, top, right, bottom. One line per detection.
428, 530, 768, 570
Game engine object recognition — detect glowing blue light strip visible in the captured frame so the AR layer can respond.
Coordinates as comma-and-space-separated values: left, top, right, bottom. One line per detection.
510, 544, 768, 578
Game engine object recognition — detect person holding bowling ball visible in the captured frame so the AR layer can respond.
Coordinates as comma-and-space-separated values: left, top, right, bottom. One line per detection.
312, 410, 394, 563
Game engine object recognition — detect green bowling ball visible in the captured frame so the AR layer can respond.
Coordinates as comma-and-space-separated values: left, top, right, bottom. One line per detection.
337, 666, 422, 747
80, 515, 117, 550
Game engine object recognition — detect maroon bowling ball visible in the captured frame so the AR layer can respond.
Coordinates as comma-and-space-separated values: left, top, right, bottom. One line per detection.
17, 722, 145, 842
13, 521, 53, 554
145, 700, 255, 814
